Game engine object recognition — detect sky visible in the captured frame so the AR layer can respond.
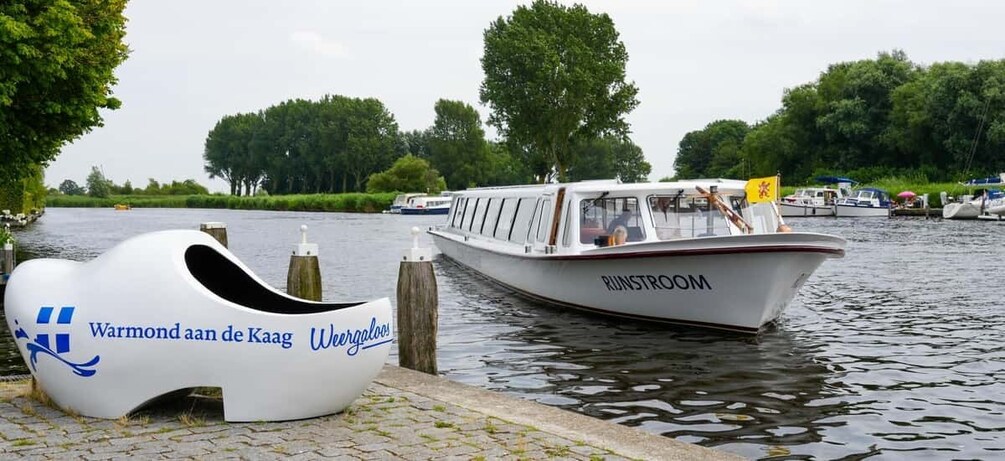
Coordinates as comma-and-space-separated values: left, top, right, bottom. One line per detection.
48, 0, 1005, 193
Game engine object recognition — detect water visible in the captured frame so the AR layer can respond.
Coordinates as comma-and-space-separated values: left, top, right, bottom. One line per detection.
3, 208, 1003, 459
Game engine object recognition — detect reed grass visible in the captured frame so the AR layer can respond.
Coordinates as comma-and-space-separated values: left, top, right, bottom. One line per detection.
46, 193, 398, 213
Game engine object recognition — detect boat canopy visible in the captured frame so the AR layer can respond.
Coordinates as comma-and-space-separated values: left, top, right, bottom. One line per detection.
963, 174, 1005, 186
814, 176, 858, 185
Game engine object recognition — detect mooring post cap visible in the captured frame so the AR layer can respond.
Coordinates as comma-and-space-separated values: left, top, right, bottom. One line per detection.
402, 226, 432, 262
293, 224, 319, 257
200, 222, 226, 229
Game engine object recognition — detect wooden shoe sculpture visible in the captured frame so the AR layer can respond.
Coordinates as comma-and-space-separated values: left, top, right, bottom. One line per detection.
4, 230, 393, 422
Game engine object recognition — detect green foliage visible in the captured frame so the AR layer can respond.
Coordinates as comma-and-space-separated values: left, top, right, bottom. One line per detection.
365, 155, 446, 194
47, 192, 397, 213
428, 99, 492, 189
567, 137, 650, 182
0, 0, 128, 182
480, 0, 639, 182
203, 95, 399, 195
85, 166, 111, 198
59, 179, 85, 196
674, 120, 750, 179
684, 51, 1005, 184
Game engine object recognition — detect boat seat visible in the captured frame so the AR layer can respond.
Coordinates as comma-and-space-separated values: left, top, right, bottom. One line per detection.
580, 227, 607, 244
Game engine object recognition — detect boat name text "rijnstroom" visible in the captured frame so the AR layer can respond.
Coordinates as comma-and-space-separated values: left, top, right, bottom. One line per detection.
600, 274, 712, 291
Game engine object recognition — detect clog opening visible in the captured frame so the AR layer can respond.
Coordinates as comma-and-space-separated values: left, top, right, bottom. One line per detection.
185, 244, 363, 313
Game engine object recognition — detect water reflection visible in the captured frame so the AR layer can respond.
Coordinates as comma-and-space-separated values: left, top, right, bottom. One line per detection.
435, 257, 844, 458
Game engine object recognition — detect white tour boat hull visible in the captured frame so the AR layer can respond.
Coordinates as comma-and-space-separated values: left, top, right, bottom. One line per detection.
779, 202, 835, 217
834, 204, 889, 217
430, 232, 843, 333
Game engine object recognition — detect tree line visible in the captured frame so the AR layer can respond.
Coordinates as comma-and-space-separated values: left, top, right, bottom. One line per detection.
56, 166, 209, 198
674, 51, 1005, 184
204, 1, 651, 195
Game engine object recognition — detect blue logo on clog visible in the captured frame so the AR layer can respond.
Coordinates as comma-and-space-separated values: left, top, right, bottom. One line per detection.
13, 306, 100, 377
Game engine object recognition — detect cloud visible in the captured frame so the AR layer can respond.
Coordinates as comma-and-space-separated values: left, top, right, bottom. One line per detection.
290, 30, 348, 58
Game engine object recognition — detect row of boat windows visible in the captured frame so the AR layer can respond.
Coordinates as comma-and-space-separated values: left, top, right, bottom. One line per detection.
449, 196, 550, 244
448, 194, 751, 246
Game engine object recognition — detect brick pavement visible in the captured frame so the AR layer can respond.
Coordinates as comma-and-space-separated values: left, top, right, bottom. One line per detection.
0, 366, 738, 460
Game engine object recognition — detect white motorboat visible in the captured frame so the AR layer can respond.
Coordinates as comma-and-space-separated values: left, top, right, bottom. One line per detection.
834, 188, 892, 217
384, 193, 425, 214
428, 179, 846, 333
943, 174, 1005, 220
779, 188, 842, 217
400, 195, 451, 215
778, 177, 853, 217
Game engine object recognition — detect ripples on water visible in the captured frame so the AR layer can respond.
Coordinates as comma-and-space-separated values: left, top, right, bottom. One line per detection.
2, 209, 1003, 459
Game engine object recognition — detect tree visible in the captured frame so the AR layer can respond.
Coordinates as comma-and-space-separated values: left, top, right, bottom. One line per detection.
365, 155, 446, 194
58, 179, 85, 196
428, 99, 491, 189
0, 0, 129, 182
480, 0, 639, 182
611, 138, 650, 183
674, 120, 750, 179
85, 166, 111, 198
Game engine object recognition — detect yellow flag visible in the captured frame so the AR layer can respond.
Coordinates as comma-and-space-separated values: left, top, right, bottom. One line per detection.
745, 176, 779, 204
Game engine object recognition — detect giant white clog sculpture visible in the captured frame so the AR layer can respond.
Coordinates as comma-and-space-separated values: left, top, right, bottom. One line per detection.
3, 230, 393, 422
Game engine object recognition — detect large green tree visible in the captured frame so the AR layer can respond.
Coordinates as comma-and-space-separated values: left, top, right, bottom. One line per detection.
428, 99, 491, 190
674, 120, 750, 179
567, 137, 650, 182
480, 0, 639, 182
0, 0, 129, 181
365, 154, 446, 194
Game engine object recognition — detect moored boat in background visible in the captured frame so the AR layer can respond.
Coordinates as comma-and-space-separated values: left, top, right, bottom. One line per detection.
779, 176, 854, 217
400, 195, 451, 215
834, 188, 892, 217
428, 179, 846, 333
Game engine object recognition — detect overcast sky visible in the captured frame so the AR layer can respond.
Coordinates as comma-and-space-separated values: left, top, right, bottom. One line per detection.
48, 0, 1004, 192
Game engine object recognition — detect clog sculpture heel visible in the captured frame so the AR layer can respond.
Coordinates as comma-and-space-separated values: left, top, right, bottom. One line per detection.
3, 230, 393, 422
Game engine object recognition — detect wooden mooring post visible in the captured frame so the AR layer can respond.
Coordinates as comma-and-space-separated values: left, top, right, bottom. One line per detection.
396, 226, 437, 375
199, 222, 228, 248
287, 225, 322, 301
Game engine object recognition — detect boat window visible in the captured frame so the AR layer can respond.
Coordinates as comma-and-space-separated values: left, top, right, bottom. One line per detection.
495, 199, 517, 240
511, 198, 537, 243
535, 199, 552, 243
648, 195, 731, 239
464, 198, 480, 230
580, 197, 645, 243
481, 199, 501, 235
562, 205, 572, 247
451, 198, 466, 228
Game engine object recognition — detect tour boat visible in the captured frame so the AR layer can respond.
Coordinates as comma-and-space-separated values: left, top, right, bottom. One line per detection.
383, 193, 425, 214
834, 188, 892, 217
428, 179, 846, 333
400, 195, 451, 215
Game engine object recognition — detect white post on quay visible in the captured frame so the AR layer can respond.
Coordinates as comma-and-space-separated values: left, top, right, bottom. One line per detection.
287, 225, 322, 301
396, 226, 438, 374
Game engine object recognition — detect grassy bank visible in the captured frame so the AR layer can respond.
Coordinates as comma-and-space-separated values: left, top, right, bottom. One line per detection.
46, 193, 398, 213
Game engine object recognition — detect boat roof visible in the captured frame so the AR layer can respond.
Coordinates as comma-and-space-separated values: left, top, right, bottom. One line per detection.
457, 179, 750, 197
963, 174, 1005, 186
814, 176, 858, 184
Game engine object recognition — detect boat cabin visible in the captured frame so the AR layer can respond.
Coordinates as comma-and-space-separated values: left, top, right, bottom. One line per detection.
442, 180, 783, 255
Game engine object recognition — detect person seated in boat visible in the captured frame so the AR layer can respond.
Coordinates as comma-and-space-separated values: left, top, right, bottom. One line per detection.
607, 208, 632, 234
611, 225, 628, 246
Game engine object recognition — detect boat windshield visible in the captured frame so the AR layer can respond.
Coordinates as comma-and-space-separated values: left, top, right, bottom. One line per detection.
647, 195, 734, 239
579, 197, 646, 244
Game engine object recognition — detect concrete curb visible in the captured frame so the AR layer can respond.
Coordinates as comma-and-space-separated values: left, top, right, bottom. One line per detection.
376, 365, 743, 461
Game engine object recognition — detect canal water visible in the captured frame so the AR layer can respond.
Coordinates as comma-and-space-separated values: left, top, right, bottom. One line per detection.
2, 208, 1002, 459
